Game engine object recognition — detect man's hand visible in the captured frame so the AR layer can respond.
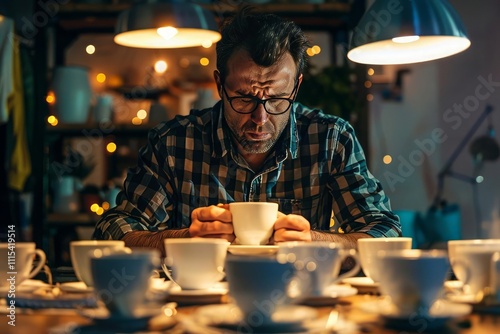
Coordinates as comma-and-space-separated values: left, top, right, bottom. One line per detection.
189, 204, 235, 243
271, 212, 312, 243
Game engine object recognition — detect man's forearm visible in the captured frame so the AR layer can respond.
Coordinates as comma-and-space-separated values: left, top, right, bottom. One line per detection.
311, 231, 373, 248
311, 231, 372, 270
122, 228, 191, 257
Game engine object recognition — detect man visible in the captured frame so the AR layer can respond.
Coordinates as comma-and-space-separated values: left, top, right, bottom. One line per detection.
93, 8, 401, 255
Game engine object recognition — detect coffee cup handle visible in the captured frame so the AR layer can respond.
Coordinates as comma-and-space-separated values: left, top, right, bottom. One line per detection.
161, 259, 179, 286
332, 249, 361, 284
27, 249, 47, 279
451, 259, 471, 288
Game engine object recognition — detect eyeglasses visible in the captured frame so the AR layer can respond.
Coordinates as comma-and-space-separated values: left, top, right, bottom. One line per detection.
222, 80, 299, 115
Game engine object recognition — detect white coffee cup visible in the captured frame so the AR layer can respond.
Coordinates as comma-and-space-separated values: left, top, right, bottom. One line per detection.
163, 238, 230, 290
0, 242, 46, 288
451, 245, 500, 299
225, 255, 301, 325
91, 248, 161, 317
229, 202, 278, 245
376, 249, 450, 315
277, 241, 361, 296
70, 240, 126, 287
448, 239, 500, 283
358, 237, 412, 283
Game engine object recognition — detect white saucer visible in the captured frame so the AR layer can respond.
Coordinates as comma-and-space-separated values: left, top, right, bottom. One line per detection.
444, 280, 464, 291
359, 298, 472, 329
301, 284, 358, 306
167, 281, 229, 296
0, 279, 51, 295
446, 292, 482, 304
228, 245, 279, 256
342, 277, 379, 288
194, 303, 317, 332
60, 281, 94, 293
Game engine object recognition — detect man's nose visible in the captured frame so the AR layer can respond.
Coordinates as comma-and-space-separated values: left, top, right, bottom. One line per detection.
251, 103, 268, 125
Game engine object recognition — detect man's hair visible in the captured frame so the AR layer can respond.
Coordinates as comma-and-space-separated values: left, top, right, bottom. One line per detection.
216, 7, 309, 83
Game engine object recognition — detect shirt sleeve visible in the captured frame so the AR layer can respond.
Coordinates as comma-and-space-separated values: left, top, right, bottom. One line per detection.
93, 127, 174, 240
329, 120, 401, 238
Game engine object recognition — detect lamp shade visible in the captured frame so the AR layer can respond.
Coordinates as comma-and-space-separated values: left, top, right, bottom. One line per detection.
347, 0, 471, 65
114, 0, 221, 49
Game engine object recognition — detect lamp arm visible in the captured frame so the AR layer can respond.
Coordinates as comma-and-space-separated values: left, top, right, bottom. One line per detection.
433, 104, 494, 207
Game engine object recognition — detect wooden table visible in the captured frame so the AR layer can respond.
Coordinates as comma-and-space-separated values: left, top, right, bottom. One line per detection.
1, 294, 500, 334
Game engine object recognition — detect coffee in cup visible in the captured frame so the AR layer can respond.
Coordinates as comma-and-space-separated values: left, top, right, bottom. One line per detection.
225, 255, 301, 325
91, 248, 161, 317
376, 249, 450, 315
0, 242, 46, 288
229, 202, 278, 245
70, 240, 126, 287
164, 238, 230, 290
277, 241, 361, 296
357, 237, 412, 282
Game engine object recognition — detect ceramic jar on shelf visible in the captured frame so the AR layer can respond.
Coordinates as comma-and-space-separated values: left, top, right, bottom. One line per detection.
52, 65, 92, 124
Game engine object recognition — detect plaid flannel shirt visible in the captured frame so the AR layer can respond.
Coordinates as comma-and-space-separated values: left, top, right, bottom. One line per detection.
93, 101, 401, 240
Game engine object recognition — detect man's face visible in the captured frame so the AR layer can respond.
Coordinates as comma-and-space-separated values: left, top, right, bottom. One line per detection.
217, 49, 301, 155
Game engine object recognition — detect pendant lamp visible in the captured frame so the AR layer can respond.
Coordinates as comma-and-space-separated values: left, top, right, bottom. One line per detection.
114, 0, 221, 49
347, 0, 471, 65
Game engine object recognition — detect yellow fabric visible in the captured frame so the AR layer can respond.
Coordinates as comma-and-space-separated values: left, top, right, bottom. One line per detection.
7, 38, 31, 191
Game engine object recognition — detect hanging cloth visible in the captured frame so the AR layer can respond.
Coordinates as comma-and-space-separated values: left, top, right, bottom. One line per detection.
7, 35, 31, 191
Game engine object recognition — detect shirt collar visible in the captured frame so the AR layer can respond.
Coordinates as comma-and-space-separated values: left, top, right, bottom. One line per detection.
212, 102, 299, 160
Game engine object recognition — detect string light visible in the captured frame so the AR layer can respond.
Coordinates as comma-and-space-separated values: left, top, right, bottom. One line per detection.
86, 45, 96, 54
199, 57, 209, 66
96, 73, 106, 83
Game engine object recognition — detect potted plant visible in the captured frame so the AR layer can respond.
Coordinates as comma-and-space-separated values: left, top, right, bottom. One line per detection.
296, 64, 364, 123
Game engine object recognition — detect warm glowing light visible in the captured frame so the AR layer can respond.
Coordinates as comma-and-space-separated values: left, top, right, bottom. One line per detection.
312, 45, 321, 54
137, 109, 148, 120
96, 207, 105, 216
383, 155, 393, 164
47, 115, 58, 126
46, 92, 55, 104
96, 73, 106, 83
366, 94, 374, 101
106, 142, 117, 153
179, 58, 190, 68
132, 117, 143, 125
154, 60, 168, 73
307, 45, 322, 57
348, 36, 471, 65
86, 45, 96, 54
102, 202, 110, 210
199, 57, 209, 66
201, 40, 213, 48
393, 36, 420, 44
367, 68, 375, 76
364, 81, 372, 88
157, 26, 178, 40
90, 203, 100, 212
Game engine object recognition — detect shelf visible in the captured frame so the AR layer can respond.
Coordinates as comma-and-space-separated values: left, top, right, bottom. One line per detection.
46, 123, 152, 137
46, 213, 99, 227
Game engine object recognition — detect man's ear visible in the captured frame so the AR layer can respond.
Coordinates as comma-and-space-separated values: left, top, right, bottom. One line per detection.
213, 70, 222, 98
